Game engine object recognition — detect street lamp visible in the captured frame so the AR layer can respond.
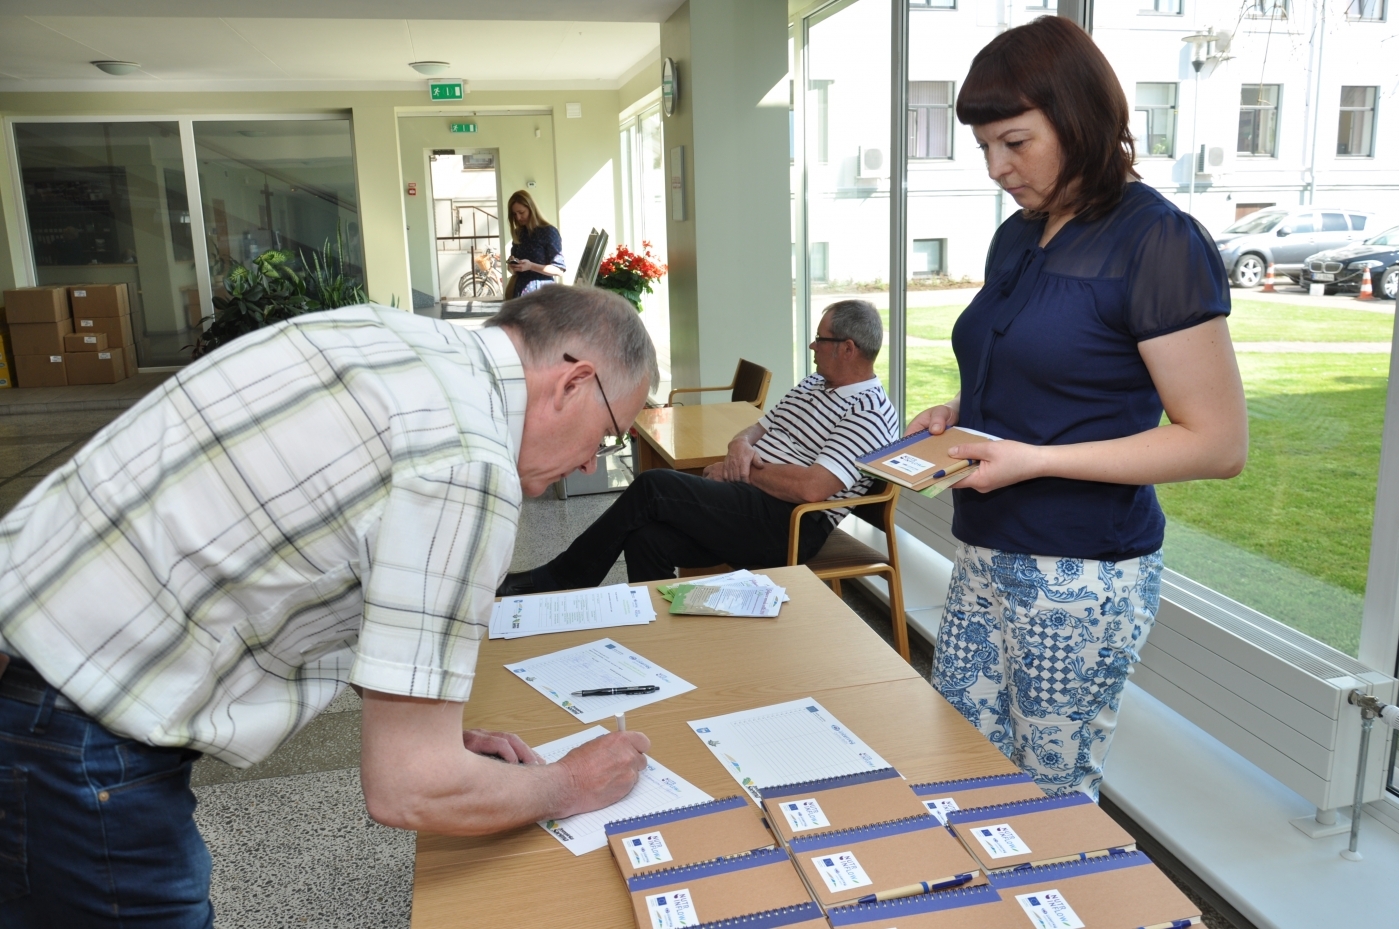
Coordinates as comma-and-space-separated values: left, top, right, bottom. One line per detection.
1182, 31, 1213, 218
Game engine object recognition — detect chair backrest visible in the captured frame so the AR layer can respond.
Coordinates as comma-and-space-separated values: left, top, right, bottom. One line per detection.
730, 359, 773, 409
573, 228, 609, 286
848, 480, 895, 531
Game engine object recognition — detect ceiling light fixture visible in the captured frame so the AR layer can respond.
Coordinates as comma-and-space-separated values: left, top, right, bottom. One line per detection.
91, 60, 140, 76
409, 61, 451, 76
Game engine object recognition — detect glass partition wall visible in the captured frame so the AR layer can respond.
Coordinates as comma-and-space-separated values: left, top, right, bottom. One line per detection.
9, 116, 362, 369
791, 0, 1399, 801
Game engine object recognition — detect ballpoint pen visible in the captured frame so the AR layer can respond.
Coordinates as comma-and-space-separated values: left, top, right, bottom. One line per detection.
570, 685, 661, 696
854, 871, 978, 905
1135, 919, 1200, 929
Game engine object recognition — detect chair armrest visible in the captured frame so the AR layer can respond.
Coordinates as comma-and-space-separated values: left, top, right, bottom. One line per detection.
666, 382, 737, 406
786, 485, 899, 564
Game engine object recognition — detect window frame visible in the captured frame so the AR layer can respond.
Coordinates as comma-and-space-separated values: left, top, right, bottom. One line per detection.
1337, 85, 1379, 158
1346, 0, 1387, 21
1140, 0, 1184, 14
1245, 0, 1290, 17
1134, 82, 1179, 158
909, 0, 957, 8
908, 80, 955, 161
1237, 83, 1282, 157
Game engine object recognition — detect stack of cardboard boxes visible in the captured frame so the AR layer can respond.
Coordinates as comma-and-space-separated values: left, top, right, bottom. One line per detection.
3, 284, 136, 387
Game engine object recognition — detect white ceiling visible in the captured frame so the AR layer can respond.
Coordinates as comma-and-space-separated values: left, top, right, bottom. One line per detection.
0, 14, 666, 91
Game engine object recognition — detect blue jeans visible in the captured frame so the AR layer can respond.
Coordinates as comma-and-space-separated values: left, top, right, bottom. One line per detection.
0, 682, 213, 928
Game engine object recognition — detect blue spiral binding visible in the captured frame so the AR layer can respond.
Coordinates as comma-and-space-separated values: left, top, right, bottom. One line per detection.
826, 882, 1001, 925
626, 847, 792, 893
605, 795, 750, 836
691, 901, 824, 929
787, 813, 940, 853
760, 767, 902, 801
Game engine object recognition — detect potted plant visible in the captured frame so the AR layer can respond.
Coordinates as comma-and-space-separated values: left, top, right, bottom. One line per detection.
594, 242, 667, 312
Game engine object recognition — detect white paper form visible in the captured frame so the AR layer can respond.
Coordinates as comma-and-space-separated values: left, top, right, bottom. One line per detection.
489, 584, 656, 639
675, 584, 782, 618
682, 569, 791, 603
534, 726, 712, 855
687, 698, 892, 801
507, 638, 696, 722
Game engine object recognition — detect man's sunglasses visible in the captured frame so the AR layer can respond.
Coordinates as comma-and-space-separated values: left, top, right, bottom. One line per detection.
564, 353, 629, 457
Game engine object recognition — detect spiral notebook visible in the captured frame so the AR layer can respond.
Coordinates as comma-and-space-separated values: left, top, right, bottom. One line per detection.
854, 428, 997, 492
911, 772, 1044, 825
945, 793, 1136, 873
787, 814, 984, 908
607, 795, 776, 880
760, 767, 927, 843
625, 847, 813, 929
826, 882, 1003, 928
691, 902, 827, 929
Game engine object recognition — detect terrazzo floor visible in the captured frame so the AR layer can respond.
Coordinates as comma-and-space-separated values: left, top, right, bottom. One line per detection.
1, 401, 1247, 929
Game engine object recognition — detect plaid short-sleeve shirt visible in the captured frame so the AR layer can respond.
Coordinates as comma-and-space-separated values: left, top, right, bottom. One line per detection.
0, 306, 526, 767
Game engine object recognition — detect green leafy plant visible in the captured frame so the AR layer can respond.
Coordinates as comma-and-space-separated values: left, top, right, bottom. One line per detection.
191, 236, 367, 358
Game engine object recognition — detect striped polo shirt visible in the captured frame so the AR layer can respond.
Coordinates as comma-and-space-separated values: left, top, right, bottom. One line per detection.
755, 374, 900, 524
0, 306, 526, 767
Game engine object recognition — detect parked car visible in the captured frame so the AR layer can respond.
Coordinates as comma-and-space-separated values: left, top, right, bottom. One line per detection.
1214, 207, 1374, 287
1300, 225, 1399, 300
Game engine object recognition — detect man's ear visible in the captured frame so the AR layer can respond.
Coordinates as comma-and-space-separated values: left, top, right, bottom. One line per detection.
552, 359, 597, 412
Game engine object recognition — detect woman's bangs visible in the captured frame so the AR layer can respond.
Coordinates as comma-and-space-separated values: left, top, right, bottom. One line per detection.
955, 56, 1033, 127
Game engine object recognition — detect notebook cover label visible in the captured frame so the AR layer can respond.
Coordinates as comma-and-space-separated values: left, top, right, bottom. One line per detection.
923, 797, 959, 825
884, 453, 934, 476
781, 798, 831, 832
812, 851, 873, 893
1014, 888, 1084, 929
645, 888, 698, 928
971, 823, 1031, 859
626, 831, 674, 868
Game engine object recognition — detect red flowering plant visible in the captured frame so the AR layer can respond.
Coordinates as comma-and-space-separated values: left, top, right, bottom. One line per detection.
595, 242, 668, 312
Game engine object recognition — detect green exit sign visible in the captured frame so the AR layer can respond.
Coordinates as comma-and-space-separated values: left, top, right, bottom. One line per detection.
450, 122, 476, 133
429, 80, 464, 101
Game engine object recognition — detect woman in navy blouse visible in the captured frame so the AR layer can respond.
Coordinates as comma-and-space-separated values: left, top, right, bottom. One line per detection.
908, 17, 1248, 799
505, 190, 566, 297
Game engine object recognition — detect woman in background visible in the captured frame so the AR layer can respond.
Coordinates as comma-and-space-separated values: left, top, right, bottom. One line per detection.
907, 16, 1247, 799
505, 190, 566, 297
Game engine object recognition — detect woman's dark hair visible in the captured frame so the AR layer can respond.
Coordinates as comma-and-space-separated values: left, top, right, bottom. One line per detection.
955, 16, 1138, 221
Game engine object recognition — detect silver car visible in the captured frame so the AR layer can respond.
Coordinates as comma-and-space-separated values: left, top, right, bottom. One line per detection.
1214, 207, 1375, 287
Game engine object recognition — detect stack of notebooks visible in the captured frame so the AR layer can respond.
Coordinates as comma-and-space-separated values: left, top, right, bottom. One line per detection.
944, 793, 1137, 873
854, 427, 998, 497
911, 771, 1045, 825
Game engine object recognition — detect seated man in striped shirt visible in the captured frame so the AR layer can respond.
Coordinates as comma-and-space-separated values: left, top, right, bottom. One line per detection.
500, 300, 900, 593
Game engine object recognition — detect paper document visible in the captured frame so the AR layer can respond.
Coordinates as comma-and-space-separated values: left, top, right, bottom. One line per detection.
687, 698, 892, 801
668, 584, 782, 618
489, 584, 657, 639
534, 726, 712, 855
660, 569, 791, 602
507, 637, 696, 722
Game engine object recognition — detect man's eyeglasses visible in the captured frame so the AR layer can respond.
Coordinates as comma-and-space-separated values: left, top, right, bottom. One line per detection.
811, 336, 848, 345
564, 353, 629, 457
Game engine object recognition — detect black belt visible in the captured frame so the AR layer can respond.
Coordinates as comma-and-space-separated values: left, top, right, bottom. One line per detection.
0, 655, 82, 714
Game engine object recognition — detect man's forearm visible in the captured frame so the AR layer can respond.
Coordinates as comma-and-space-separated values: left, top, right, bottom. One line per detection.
748, 461, 834, 504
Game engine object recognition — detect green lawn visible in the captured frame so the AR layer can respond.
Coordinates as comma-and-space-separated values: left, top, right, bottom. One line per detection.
880, 297, 1393, 656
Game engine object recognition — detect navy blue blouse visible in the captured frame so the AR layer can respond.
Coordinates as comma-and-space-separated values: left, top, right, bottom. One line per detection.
510, 224, 566, 293
949, 182, 1230, 561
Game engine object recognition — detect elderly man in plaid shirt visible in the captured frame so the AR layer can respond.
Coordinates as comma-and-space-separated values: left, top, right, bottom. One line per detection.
0, 286, 656, 928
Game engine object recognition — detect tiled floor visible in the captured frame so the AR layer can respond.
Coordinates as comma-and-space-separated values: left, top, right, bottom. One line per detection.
1, 400, 1245, 929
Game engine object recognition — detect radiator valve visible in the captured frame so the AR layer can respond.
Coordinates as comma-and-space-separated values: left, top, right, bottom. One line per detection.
1347, 690, 1399, 730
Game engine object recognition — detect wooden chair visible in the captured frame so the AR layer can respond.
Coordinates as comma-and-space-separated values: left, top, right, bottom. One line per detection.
787, 482, 909, 661
666, 359, 773, 410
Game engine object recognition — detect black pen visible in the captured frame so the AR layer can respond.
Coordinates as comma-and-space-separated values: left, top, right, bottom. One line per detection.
570, 685, 661, 696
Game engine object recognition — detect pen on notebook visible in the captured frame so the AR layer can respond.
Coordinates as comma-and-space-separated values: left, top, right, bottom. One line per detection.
854, 871, 977, 905
1011, 846, 1134, 870
570, 685, 660, 696
1135, 919, 1200, 929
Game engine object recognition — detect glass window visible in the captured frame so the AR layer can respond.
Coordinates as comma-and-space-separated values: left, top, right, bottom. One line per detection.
1026, 0, 1054, 8
1238, 84, 1281, 156
13, 121, 196, 368
192, 120, 362, 308
1321, 212, 1349, 232
620, 106, 672, 383
1346, 0, 1386, 20
1280, 214, 1315, 235
1338, 86, 1377, 157
911, 238, 947, 277
1224, 210, 1285, 234
1351, 214, 1370, 231
810, 242, 830, 282
1133, 83, 1178, 157
910, 0, 957, 8
1246, 0, 1290, 15
909, 82, 955, 159
1141, 0, 1183, 12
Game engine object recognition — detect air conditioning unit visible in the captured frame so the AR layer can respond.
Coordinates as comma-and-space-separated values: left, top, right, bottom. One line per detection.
858, 145, 889, 179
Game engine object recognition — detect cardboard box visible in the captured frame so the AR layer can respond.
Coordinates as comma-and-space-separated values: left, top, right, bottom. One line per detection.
9, 319, 74, 356
73, 314, 135, 348
66, 349, 128, 385
2, 286, 70, 324
63, 332, 109, 353
122, 344, 139, 375
15, 353, 67, 388
68, 284, 130, 319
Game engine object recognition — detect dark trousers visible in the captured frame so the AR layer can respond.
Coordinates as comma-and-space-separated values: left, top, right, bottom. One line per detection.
538, 469, 836, 589
0, 661, 212, 929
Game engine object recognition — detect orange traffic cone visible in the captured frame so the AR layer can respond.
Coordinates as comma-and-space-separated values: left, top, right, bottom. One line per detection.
1358, 266, 1375, 301
1262, 263, 1276, 293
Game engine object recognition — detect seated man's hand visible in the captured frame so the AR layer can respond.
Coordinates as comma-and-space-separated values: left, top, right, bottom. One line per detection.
722, 437, 760, 482
702, 461, 726, 481
554, 731, 651, 818
463, 728, 543, 765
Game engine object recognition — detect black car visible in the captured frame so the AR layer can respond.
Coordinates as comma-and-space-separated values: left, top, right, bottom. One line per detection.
1300, 225, 1399, 299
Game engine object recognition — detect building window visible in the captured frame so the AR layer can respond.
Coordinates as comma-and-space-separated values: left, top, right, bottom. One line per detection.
1238, 85, 1280, 156
908, 82, 954, 159
1338, 86, 1378, 157
1246, 0, 1289, 15
1133, 83, 1178, 156
911, 238, 947, 277
1346, 0, 1386, 20
809, 80, 832, 165
1025, 0, 1053, 8
1141, 0, 1183, 12
810, 242, 830, 283
910, 0, 957, 8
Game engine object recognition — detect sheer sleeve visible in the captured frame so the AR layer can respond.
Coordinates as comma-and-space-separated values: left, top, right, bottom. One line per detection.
1124, 210, 1230, 341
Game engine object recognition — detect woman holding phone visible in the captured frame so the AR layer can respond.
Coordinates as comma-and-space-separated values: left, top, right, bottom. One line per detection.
909, 17, 1247, 798
505, 189, 566, 297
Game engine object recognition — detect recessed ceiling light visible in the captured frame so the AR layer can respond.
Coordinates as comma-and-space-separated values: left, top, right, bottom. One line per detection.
409, 61, 450, 76
91, 61, 140, 76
